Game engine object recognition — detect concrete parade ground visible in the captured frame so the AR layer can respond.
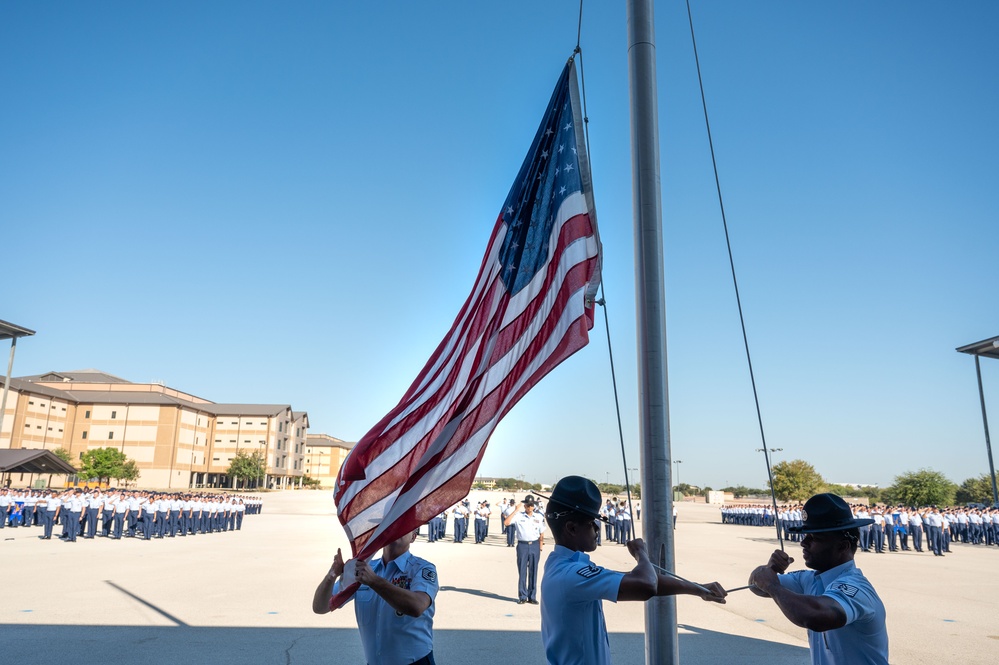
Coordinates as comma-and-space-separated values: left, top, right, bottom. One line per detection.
2, 490, 997, 664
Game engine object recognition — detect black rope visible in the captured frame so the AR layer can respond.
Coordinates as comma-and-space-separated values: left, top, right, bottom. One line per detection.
596, 288, 638, 531
684, 0, 783, 550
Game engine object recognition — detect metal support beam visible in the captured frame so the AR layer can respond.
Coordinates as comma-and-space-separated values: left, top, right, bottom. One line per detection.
974, 356, 999, 506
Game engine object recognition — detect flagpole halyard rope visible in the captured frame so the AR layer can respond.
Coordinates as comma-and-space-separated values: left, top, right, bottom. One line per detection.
684, 0, 784, 550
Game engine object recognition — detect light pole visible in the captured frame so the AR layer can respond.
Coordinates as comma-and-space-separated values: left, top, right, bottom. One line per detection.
673, 460, 682, 489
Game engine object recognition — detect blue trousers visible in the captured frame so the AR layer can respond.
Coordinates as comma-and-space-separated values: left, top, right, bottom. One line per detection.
42, 510, 56, 538
516, 540, 540, 601
872, 525, 884, 552
928, 526, 942, 555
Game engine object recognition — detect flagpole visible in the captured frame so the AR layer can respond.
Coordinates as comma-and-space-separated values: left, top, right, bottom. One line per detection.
627, 1, 678, 664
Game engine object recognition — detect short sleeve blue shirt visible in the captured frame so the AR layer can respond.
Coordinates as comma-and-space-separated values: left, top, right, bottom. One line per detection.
540, 545, 625, 665
779, 560, 888, 665
334, 551, 439, 665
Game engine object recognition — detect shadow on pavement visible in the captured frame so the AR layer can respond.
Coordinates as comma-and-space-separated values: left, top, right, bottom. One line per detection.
3, 623, 808, 665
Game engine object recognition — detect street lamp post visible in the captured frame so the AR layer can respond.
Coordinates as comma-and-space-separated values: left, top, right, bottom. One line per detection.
673, 460, 682, 489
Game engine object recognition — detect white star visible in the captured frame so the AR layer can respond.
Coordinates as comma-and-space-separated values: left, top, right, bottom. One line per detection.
564, 163, 574, 172
541, 149, 548, 159
545, 128, 554, 137
571, 146, 577, 155
555, 166, 560, 176
559, 185, 566, 195
558, 144, 564, 153
511, 241, 519, 250
564, 122, 572, 131
506, 206, 514, 215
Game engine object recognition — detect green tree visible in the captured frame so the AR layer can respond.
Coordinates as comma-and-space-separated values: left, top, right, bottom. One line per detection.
720, 485, 768, 498
770, 459, 825, 502
227, 450, 266, 489
882, 469, 955, 507
79, 447, 129, 485
597, 483, 623, 495
954, 474, 997, 505
53, 447, 73, 464
301, 475, 322, 489
118, 460, 140, 487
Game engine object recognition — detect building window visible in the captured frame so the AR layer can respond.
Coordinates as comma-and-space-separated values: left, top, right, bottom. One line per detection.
230, 439, 236, 443
244, 440, 250, 444
58, 428, 63, 433
29, 401, 34, 405
85, 410, 90, 418
111, 411, 117, 419
82, 431, 88, 440
213, 457, 220, 462
215, 439, 222, 443
108, 432, 114, 440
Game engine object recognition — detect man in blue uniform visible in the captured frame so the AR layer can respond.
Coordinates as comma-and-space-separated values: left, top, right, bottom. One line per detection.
540, 476, 726, 665
749, 492, 889, 665
313, 528, 439, 665
504, 495, 546, 604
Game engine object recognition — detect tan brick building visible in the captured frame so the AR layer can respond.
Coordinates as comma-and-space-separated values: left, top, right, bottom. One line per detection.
304, 433, 354, 488
0, 369, 309, 490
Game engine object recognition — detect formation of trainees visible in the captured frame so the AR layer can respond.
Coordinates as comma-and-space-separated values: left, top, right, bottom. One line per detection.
316, 478, 892, 665
722, 502, 999, 555
0, 487, 263, 541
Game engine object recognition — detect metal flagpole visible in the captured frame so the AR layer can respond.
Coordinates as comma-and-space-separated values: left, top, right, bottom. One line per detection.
627, 1, 677, 663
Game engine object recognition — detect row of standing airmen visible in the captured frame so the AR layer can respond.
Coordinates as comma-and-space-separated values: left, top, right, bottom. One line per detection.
721, 503, 999, 555
0, 488, 263, 542
424, 496, 644, 547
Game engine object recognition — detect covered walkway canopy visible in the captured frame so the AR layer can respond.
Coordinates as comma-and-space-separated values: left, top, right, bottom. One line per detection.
0, 448, 78, 475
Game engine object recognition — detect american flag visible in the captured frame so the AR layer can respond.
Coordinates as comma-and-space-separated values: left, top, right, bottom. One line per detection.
331, 59, 601, 610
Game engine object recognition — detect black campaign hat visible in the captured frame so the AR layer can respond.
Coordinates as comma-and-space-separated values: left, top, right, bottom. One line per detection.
547, 476, 602, 521
790, 493, 874, 533
523, 495, 537, 506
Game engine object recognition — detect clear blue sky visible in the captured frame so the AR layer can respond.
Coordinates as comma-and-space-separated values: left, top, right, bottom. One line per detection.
2, 2, 997, 490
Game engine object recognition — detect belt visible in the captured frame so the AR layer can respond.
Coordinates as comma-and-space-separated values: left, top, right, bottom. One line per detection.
518, 540, 538, 545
